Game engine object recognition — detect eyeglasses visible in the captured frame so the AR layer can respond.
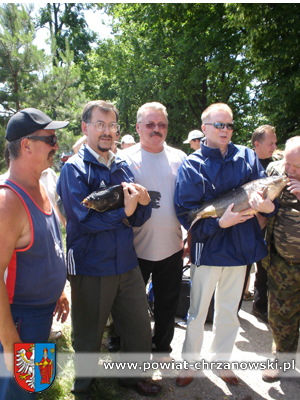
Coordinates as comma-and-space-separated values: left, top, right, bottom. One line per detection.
89, 121, 120, 133
205, 123, 234, 130
140, 122, 168, 130
25, 135, 57, 146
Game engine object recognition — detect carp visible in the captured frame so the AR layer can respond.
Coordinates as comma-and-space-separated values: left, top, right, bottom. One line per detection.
82, 184, 161, 212
187, 175, 289, 230
82, 185, 124, 212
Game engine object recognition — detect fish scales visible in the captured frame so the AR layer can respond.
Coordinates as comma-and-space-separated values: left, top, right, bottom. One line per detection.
82, 185, 124, 212
188, 175, 289, 230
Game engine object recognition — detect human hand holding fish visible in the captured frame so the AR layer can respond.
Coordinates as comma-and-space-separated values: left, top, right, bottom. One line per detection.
122, 182, 139, 217
248, 190, 276, 213
287, 178, 300, 200
219, 203, 255, 228
133, 183, 151, 205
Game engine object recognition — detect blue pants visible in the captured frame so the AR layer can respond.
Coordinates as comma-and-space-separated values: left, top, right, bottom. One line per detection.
0, 303, 55, 400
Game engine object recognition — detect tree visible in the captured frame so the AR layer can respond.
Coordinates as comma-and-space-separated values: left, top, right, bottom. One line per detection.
83, 3, 255, 148
228, 3, 300, 141
36, 3, 98, 64
0, 3, 44, 112
0, 4, 86, 173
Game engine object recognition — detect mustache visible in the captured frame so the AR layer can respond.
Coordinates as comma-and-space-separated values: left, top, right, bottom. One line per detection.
150, 131, 163, 138
99, 134, 113, 140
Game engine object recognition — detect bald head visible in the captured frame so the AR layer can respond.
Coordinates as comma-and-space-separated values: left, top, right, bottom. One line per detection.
284, 136, 300, 181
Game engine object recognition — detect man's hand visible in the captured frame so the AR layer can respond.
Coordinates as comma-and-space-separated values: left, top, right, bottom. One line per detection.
248, 190, 275, 214
4, 340, 22, 373
122, 182, 139, 217
219, 203, 255, 228
287, 178, 300, 200
183, 232, 191, 264
132, 183, 151, 206
54, 291, 69, 323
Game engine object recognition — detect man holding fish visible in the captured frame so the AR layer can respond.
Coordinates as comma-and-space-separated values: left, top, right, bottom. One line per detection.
57, 100, 161, 399
261, 136, 300, 383
174, 103, 279, 387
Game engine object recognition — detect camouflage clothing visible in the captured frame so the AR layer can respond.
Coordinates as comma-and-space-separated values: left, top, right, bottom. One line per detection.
262, 160, 300, 356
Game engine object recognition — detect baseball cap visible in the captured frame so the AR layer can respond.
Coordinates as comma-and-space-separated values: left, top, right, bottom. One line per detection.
121, 134, 136, 144
183, 130, 204, 144
5, 108, 69, 142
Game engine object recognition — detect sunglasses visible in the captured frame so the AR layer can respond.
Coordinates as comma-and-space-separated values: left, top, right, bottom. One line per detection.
205, 123, 234, 130
141, 122, 168, 130
25, 135, 58, 146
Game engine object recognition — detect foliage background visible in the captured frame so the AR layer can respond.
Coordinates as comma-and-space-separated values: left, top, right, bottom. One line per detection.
1, 3, 300, 173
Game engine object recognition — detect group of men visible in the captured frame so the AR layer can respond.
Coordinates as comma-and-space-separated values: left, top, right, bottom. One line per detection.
0, 100, 299, 400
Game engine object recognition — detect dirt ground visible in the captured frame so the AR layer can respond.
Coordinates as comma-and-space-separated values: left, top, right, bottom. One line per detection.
53, 272, 300, 400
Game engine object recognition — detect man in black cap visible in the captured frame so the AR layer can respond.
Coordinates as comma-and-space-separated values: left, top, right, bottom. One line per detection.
0, 108, 70, 400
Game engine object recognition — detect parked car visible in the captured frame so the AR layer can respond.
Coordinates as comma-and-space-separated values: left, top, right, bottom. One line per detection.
59, 150, 74, 169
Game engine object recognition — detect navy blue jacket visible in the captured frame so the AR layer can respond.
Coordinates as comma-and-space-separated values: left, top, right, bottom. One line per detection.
174, 141, 278, 266
57, 145, 152, 277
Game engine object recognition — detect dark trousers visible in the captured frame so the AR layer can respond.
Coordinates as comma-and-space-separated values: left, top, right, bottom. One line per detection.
253, 259, 268, 313
238, 264, 252, 311
138, 249, 183, 354
0, 303, 55, 400
69, 266, 152, 400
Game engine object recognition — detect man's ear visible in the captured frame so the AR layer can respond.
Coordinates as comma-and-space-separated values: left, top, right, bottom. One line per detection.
21, 137, 31, 153
82, 121, 88, 136
136, 122, 140, 134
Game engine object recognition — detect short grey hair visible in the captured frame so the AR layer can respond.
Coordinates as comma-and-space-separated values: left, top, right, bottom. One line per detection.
137, 102, 168, 123
7, 138, 23, 161
285, 136, 300, 152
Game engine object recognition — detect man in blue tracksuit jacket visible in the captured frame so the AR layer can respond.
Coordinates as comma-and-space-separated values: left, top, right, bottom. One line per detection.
174, 103, 278, 387
57, 100, 161, 399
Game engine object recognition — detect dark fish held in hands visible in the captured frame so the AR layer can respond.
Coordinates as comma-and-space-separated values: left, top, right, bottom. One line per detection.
82, 184, 161, 212
187, 175, 289, 230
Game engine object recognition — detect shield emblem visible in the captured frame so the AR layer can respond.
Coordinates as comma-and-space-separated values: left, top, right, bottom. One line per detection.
14, 343, 56, 393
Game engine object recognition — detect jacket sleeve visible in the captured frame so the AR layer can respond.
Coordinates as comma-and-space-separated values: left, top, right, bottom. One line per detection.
175, 159, 222, 240
57, 162, 136, 234
127, 202, 152, 227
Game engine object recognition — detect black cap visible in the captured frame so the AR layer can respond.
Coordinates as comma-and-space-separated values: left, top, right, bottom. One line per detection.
5, 108, 69, 142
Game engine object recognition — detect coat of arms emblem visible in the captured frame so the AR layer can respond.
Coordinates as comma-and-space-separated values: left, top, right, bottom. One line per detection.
14, 343, 56, 393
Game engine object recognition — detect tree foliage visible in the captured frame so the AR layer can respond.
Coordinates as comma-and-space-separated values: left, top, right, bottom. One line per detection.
37, 3, 98, 64
83, 3, 256, 148
228, 3, 300, 141
0, 3, 44, 112
0, 4, 86, 173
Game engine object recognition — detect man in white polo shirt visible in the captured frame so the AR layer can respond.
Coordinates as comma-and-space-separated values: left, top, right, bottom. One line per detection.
124, 102, 186, 361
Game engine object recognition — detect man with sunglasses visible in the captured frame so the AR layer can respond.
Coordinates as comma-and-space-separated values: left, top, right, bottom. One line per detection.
0, 108, 70, 400
57, 100, 161, 399
175, 103, 278, 387
124, 102, 186, 362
